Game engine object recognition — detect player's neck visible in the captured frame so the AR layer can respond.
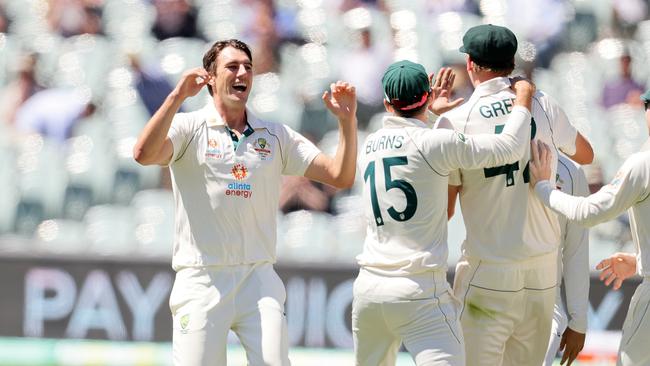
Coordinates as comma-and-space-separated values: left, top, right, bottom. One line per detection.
213, 98, 247, 132
470, 72, 503, 87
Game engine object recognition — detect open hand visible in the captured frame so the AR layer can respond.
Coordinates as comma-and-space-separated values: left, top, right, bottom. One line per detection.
428, 67, 464, 115
322, 81, 357, 124
529, 139, 552, 187
596, 252, 637, 290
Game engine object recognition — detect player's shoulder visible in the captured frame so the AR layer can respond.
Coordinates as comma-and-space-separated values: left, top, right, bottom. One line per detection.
247, 111, 296, 138
623, 149, 650, 173
558, 154, 581, 174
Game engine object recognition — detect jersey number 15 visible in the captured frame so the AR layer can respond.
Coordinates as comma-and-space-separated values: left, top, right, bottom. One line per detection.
364, 156, 418, 226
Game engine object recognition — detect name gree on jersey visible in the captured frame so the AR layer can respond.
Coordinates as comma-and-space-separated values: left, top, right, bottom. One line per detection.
479, 98, 515, 119
365, 135, 405, 154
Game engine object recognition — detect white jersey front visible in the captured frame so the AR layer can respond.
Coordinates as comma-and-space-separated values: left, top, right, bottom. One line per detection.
555, 154, 590, 333
167, 103, 320, 270
438, 77, 578, 262
356, 106, 531, 276
536, 141, 650, 277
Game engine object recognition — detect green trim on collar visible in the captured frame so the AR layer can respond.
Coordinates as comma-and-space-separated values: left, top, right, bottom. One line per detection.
226, 121, 255, 150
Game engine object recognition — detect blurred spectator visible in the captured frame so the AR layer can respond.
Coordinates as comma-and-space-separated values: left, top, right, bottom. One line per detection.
279, 176, 336, 214
601, 53, 645, 109
14, 88, 96, 144
128, 55, 179, 116
151, 0, 200, 41
507, 0, 566, 68
0, 5, 9, 33
0, 54, 43, 125
612, 0, 648, 37
240, 0, 278, 74
47, 0, 103, 37
339, 28, 390, 129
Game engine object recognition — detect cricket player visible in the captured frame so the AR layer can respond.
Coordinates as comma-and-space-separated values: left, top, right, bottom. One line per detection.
530, 90, 650, 366
133, 39, 358, 366
543, 154, 590, 366
438, 24, 595, 366
354, 60, 536, 366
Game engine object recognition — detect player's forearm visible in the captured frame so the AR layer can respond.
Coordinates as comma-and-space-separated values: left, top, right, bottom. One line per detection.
563, 246, 590, 332
133, 91, 184, 165
329, 117, 358, 188
472, 106, 531, 167
535, 182, 622, 227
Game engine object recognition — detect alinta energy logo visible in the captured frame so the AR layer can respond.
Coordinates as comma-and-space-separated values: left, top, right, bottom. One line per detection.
205, 138, 223, 159
227, 163, 253, 198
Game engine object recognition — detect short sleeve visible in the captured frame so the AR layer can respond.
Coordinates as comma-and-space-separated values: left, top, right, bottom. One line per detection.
166, 112, 197, 165
539, 93, 577, 156
280, 125, 321, 176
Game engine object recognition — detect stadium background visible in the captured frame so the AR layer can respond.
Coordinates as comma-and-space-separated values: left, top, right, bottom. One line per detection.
0, 0, 648, 365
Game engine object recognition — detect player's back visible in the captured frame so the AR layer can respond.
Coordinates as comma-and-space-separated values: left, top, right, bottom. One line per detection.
357, 116, 452, 276
440, 77, 578, 262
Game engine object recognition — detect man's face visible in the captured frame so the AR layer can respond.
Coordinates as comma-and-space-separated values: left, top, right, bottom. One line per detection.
212, 46, 253, 107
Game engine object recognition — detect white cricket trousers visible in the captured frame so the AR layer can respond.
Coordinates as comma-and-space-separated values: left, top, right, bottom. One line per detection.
169, 262, 290, 366
453, 252, 557, 366
543, 298, 568, 366
352, 268, 465, 366
618, 278, 650, 366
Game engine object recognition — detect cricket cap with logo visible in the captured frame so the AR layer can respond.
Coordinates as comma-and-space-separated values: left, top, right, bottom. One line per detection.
382, 60, 431, 111
459, 24, 518, 68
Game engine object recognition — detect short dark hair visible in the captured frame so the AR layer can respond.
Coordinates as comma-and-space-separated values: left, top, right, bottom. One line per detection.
202, 39, 253, 96
471, 57, 515, 77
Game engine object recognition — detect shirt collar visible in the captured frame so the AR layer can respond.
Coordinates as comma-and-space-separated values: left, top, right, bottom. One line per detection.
471, 77, 512, 98
382, 115, 428, 129
203, 101, 261, 130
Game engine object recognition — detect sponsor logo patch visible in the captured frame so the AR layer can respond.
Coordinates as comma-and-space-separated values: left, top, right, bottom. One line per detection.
205, 138, 223, 159
231, 163, 248, 181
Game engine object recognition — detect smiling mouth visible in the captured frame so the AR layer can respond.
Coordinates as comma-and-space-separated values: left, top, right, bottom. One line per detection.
232, 83, 247, 92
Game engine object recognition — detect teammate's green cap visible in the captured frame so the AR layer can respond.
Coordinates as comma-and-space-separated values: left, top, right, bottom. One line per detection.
640, 89, 650, 102
459, 24, 518, 68
381, 60, 430, 111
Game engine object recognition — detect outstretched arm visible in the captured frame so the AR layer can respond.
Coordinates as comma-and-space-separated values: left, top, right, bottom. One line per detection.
530, 141, 646, 227
304, 81, 358, 189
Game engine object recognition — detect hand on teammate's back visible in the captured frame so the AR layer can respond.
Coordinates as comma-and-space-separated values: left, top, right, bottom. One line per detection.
529, 139, 552, 187
510, 76, 536, 110
322, 81, 357, 124
175, 67, 212, 99
596, 252, 638, 290
559, 327, 585, 366
428, 67, 464, 115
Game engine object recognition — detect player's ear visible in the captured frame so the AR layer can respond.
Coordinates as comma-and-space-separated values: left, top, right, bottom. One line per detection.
383, 99, 393, 113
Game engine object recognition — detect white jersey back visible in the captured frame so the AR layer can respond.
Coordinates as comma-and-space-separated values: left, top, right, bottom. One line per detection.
438, 77, 578, 262
357, 107, 531, 276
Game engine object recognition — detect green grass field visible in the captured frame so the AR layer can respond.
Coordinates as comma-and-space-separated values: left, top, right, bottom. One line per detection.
0, 337, 615, 365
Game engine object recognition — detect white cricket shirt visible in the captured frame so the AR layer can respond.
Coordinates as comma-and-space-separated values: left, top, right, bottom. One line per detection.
166, 102, 320, 270
536, 142, 650, 278
555, 154, 590, 333
438, 77, 578, 262
357, 106, 531, 276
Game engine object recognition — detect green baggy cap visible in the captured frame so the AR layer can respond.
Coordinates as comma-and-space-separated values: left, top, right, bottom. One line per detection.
460, 24, 517, 68
381, 60, 430, 111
